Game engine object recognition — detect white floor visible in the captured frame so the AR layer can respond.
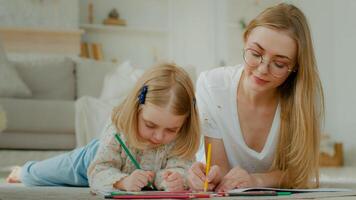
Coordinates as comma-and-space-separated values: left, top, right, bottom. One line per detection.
320, 167, 356, 188
0, 183, 100, 200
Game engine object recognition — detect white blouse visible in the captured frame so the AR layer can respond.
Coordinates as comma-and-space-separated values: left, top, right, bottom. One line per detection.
196, 65, 280, 173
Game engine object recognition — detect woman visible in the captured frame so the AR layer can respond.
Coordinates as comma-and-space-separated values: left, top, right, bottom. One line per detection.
188, 3, 324, 191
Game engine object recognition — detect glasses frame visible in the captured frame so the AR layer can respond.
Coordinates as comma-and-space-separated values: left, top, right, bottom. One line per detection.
242, 48, 295, 78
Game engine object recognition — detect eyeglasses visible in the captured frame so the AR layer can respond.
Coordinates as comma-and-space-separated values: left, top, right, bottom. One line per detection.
243, 48, 294, 78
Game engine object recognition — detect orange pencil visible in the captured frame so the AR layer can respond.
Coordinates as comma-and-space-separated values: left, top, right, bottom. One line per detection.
204, 143, 212, 192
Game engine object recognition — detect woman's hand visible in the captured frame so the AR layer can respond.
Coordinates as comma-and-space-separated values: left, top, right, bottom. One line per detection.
187, 162, 222, 191
162, 171, 185, 192
215, 166, 257, 192
114, 169, 154, 191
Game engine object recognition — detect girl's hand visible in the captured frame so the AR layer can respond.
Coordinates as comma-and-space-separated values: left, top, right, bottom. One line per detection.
187, 162, 222, 191
162, 171, 185, 192
215, 166, 257, 192
114, 169, 154, 191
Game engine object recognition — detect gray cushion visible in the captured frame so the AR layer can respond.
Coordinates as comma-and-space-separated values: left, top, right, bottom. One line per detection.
0, 98, 74, 134
0, 37, 32, 98
10, 57, 75, 100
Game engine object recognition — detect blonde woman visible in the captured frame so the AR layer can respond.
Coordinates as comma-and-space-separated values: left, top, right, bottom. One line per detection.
7, 63, 200, 192
188, 3, 324, 191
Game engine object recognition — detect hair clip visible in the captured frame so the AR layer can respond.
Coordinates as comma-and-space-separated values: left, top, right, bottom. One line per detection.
138, 85, 148, 104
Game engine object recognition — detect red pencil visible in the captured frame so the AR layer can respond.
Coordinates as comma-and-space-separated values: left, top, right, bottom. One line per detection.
106, 193, 218, 199
108, 194, 190, 199
105, 191, 220, 199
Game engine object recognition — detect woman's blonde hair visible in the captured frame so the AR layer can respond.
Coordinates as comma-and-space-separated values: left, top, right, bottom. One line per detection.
243, 3, 324, 188
111, 63, 200, 160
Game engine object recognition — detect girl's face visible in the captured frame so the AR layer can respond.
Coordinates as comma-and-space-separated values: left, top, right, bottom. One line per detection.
137, 103, 186, 147
243, 26, 297, 92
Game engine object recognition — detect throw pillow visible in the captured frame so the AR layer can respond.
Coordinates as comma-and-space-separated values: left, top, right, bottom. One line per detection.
11, 56, 75, 100
0, 38, 32, 98
100, 61, 144, 100
75, 96, 118, 147
75, 58, 117, 98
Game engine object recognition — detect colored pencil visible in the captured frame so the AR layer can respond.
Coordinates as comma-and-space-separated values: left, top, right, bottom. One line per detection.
204, 143, 212, 192
106, 191, 220, 199
114, 133, 156, 190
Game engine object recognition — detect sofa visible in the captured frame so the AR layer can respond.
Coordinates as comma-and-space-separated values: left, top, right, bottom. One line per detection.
0, 30, 197, 151
0, 55, 120, 150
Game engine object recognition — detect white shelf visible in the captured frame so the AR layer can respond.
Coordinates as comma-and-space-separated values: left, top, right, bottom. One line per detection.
80, 24, 168, 35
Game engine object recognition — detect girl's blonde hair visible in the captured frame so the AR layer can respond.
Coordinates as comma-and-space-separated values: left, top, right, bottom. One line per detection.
111, 63, 200, 160
243, 3, 324, 188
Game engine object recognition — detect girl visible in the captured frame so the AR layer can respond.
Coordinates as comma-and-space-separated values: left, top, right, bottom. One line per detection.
188, 3, 324, 191
7, 63, 201, 192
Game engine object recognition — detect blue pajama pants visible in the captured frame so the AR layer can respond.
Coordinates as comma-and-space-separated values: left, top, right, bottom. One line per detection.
20, 139, 100, 186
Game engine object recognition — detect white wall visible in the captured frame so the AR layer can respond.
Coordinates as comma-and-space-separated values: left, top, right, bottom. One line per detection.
79, 0, 169, 68
216, 0, 281, 67
290, 0, 356, 166
80, 0, 168, 29
0, 0, 78, 29
79, 0, 218, 72
332, 0, 356, 166
168, 0, 217, 74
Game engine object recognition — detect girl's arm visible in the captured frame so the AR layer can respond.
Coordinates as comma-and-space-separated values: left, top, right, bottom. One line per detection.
154, 153, 194, 191
87, 126, 128, 192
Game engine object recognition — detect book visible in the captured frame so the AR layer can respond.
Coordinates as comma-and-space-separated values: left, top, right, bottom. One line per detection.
227, 188, 356, 199
229, 187, 352, 193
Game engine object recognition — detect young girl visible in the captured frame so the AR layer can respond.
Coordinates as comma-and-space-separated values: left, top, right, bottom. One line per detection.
7, 63, 201, 192
188, 3, 324, 191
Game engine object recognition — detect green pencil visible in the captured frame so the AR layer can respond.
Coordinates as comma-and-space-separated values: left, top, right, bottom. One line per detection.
277, 192, 292, 196
114, 133, 156, 190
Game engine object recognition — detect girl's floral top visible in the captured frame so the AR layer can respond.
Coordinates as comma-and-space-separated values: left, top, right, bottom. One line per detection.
88, 123, 194, 192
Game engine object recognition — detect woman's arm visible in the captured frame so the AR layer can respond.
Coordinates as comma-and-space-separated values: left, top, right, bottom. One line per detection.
216, 167, 284, 191
252, 170, 284, 187
205, 136, 230, 177
87, 127, 128, 192
186, 136, 230, 191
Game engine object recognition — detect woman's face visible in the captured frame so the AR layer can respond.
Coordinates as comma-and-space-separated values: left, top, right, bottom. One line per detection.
243, 26, 297, 93
137, 103, 186, 147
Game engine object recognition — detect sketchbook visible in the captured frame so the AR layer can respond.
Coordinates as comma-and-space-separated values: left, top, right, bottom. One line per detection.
102, 191, 218, 199
229, 187, 353, 193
